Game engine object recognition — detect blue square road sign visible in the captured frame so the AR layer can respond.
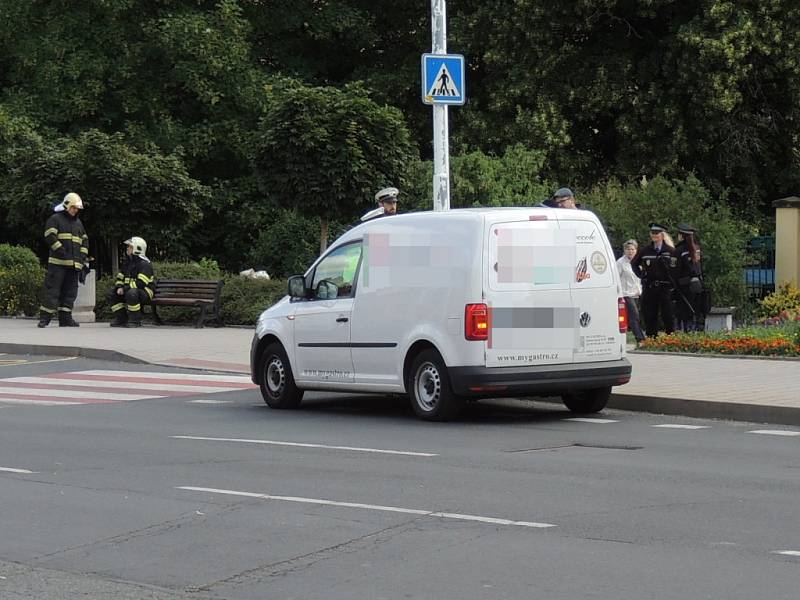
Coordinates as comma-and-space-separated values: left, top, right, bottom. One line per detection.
421, 53, 466, 106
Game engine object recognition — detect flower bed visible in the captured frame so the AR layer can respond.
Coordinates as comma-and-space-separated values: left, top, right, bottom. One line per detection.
640, 322, 800, 357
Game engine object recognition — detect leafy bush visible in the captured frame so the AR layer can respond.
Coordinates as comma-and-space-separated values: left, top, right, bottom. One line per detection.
0, 244, 44, 316
220, 276, 287, 325
757, 283, 800, 321
247, 209, 323, 278
582, 175, 749, 308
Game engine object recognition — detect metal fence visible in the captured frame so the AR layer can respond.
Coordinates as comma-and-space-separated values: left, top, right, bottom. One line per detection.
744, 236, 775, 300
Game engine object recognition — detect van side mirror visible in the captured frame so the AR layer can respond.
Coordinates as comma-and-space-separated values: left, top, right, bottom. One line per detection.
287, 275, 307, 299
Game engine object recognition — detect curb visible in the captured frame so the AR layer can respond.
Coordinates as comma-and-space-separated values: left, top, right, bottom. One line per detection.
629, 349, 800, 362
0, 343, 147, 365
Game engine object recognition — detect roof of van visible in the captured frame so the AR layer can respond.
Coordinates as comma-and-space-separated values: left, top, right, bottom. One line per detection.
352, 206, 601, 225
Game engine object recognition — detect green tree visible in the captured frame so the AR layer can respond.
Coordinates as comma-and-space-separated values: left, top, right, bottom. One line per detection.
252, 81, 418, 251
1, 129, 210, 269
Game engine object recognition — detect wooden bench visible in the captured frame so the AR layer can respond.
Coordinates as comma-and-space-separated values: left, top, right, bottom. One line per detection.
150, 279, 224, 328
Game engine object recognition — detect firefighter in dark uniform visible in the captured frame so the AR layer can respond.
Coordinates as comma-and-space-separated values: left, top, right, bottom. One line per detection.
631, 223, 677, 337
674, 223, 704, 332
109, 236, 155, 328
38, 193, 89, 328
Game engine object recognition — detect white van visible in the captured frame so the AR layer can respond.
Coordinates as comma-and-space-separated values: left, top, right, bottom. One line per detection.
250, 207, 632, 420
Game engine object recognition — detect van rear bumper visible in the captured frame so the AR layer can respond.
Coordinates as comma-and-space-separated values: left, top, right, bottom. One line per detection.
449, 358, 632, 397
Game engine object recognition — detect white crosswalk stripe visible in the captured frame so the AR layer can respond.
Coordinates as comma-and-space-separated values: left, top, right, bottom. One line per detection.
0, 370, 257, 406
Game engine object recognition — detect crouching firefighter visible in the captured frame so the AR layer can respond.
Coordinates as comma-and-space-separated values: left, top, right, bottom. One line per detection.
109, 237, 154, 328
38, 193, 89, 328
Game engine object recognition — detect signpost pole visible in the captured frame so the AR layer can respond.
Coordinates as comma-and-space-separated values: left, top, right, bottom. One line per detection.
431, 0, 450, 211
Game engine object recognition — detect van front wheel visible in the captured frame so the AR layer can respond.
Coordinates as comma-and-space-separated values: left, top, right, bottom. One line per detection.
562, 386, 611, 414
408, 350, 462, 421
258, 343, 303, 409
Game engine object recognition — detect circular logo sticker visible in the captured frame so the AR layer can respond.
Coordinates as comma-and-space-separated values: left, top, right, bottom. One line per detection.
590, 251, 607, 274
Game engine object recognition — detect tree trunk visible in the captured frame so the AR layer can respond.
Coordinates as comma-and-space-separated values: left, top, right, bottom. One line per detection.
110, 238, 119, 276
320, 218, 329, 254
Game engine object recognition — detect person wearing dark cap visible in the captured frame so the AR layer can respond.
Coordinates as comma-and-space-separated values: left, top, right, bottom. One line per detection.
631, 223, 677, 337
543, 187, 580, 209
673, 223, 705, 332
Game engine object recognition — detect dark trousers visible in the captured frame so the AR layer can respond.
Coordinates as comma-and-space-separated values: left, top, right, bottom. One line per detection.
624, 296, 645, 342
108, 288, 150, 322
642, 283, 675, 337
675, 288, 700, 332
41, 266, 80, 316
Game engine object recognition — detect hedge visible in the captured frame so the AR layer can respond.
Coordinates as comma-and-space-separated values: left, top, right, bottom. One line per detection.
0, 243, 44, 316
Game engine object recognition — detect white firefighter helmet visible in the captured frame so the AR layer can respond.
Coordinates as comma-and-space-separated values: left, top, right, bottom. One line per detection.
62, 192, 84, 210
124, 236, 147, 257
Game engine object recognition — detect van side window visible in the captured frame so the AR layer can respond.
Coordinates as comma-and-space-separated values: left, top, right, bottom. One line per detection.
311, 242, 362, 299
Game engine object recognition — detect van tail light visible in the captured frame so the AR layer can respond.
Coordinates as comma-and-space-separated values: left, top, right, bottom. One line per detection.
618, 298, 628, 333
465, 303, 489, 341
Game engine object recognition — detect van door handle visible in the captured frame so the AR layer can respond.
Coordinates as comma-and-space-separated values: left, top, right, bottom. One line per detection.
336, 317, 349, 323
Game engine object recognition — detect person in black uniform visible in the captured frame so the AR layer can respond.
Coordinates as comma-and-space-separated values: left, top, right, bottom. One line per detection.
38, 193, 89, 328
631, 223, 677, 337
673, 223, 704, 332
109, 236, 155, 328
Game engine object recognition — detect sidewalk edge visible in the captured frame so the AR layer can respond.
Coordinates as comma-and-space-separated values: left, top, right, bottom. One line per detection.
608, 392, 800, 426
0, 343, 147, 365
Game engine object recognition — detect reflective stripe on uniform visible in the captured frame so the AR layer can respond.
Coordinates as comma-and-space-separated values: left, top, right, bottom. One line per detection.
39, 305, 56, 314
80, 247, 89, 254
44, 227, 58, 237
48, 257, 74, 266
57, 233, 73, 240
73, 261, 83, 270
111, 303, 125, 312
145, 288, 154, 299
51, 241, 63, 250
137, 273, 153, 284
127, 303, 141, 312
58, 307, 72, 313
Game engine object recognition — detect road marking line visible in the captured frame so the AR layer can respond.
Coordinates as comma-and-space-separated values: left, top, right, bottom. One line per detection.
564, 418, 619, 424
6, 377, 238, 394
76, 370, 256, 385
0, 467, 36, 474
176, 486, 556, 529
748, 430, 800, 437
0, 387, 152, 401
45, 372, 255, 389
171, 435, 438, 457
187, 400, 232, 404
0, 356, 77, 368
652, 424, 710, 430
772, 550, 800, 556
0, 395, 95, 405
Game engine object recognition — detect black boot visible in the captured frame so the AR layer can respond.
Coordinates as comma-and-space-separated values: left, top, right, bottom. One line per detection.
58, 312, 80, 327
110, 312, 128, 327
37, 314, 52, 328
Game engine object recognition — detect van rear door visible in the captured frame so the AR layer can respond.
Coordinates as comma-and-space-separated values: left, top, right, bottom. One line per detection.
557, 215, 623, 363
483, 215, 578, 368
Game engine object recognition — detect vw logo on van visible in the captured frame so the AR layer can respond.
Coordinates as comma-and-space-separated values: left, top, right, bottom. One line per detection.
579, 311, 591, 327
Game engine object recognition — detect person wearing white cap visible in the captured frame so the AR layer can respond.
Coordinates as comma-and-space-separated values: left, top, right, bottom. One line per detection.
109, 236, 154, 328
360, 187, 399, 222
38, 193, 89, 328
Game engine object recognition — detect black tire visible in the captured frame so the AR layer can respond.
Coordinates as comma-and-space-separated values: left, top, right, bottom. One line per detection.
407, 349, 462, 421
562, 386, 611, 414
258, 343, 303, 409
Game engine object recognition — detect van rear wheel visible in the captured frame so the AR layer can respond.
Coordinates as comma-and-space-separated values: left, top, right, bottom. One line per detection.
562, 386, 611, 414
258, 343, 303, 409
408, 349, 462, 421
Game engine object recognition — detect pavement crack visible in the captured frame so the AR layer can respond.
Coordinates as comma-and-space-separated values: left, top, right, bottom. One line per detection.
190, 516, 426, 592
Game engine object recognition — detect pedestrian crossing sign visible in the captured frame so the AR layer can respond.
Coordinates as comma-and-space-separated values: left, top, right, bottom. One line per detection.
422, 53, 466, 105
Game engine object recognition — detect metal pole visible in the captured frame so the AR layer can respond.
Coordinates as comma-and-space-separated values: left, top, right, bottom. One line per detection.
431, 0, 450, 211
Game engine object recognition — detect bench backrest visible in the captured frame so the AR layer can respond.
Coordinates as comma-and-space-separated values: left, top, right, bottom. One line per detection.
153, 279, 223, 301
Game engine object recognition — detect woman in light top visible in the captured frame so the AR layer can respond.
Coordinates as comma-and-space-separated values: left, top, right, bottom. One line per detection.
617, 239, 645, 346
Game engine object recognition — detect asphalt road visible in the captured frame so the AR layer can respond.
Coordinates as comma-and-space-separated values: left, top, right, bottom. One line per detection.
1, 354, 798, 599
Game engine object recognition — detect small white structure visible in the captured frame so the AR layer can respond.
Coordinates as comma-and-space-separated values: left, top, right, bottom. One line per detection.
73, 269, 96, 323
705, 306, 735, 332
